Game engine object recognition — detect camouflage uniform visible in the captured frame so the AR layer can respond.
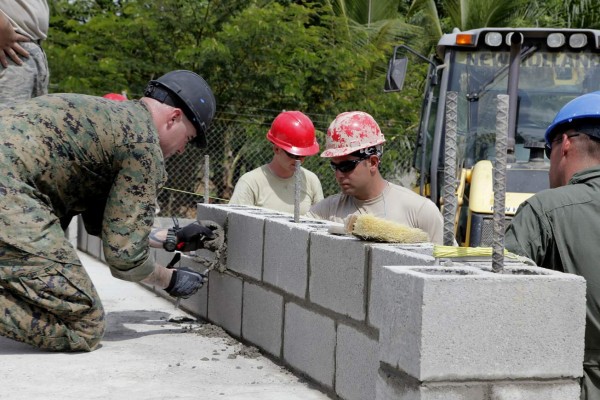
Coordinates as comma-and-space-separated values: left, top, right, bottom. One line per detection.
0, 94, 166, 351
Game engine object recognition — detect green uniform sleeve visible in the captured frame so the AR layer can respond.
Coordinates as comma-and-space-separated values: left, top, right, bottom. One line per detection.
101, 143, 164, 281
504, 202, 550, 266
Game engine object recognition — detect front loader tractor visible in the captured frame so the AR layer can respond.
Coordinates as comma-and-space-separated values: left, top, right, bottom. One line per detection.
386, 27, 600, 246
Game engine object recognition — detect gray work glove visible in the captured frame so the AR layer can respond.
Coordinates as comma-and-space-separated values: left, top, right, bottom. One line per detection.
164, 267, 207, 298
196, 220, 225, 252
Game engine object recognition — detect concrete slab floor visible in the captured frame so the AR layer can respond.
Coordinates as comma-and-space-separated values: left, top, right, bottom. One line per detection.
0, 251, 332, 400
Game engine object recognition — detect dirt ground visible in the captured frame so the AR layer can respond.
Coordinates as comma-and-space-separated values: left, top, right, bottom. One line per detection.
0, 251, 331, 400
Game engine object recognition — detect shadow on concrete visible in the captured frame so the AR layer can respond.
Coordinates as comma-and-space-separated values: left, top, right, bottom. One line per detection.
0, 335, 46, 355
0, 310, 190, 354
0, 336, 106, 355
101, 309, 191, 342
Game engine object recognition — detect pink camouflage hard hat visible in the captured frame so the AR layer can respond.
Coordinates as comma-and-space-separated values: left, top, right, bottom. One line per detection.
321, 111, 386, 158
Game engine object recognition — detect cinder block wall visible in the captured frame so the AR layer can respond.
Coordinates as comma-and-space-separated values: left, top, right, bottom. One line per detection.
77, 204, 587, 400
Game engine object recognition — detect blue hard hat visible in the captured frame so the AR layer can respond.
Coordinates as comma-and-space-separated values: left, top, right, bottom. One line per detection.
545, 91, 600, 144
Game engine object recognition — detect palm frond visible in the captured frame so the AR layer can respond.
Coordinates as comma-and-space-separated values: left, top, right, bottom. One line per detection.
408, 0, 443, 38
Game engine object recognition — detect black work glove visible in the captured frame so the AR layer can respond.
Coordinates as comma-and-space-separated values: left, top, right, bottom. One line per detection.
164, 267, 207, 298
175, 221, 216, 252
197, 220, 225, 252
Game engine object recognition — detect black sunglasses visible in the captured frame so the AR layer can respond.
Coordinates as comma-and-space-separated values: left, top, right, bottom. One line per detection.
283, 150, 304, 160
544, 133, 580, 158
329, 158, 366, 173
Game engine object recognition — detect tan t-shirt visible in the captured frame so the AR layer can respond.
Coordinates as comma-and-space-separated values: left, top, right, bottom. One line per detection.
1, 0, 49, 41
307, 182, 443, 244
229, 164, 323, 215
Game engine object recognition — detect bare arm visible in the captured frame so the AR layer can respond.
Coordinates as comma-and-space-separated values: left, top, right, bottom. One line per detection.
148, 227, 169, 248
0, 11, 30, 67
140, 262, 174, 289
140, 227, 176, 288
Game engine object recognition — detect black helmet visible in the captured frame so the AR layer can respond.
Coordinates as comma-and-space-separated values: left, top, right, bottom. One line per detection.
144, 70, 216, 148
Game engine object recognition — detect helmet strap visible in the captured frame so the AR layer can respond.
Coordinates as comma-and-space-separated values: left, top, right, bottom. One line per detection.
145, 83, 203, 144
352, 145, 383, 159
145, 84, 177, 107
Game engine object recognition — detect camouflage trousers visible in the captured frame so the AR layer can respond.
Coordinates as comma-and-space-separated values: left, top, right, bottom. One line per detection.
0, 41, 49, 107
0, 244, 105, 352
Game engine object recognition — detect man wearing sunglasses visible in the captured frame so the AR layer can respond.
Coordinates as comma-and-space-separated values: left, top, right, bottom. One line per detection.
306, 111, 443, 244
505, 91, 600, 399
230, 111, 323, 214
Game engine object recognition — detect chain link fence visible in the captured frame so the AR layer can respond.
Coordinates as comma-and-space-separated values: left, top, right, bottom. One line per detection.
157, 113, 417, 219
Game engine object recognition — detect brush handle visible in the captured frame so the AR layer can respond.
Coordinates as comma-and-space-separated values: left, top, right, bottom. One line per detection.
344, 214, 359, 234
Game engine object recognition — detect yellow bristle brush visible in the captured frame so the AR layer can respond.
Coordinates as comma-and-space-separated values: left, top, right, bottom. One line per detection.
342, 214, 429, 243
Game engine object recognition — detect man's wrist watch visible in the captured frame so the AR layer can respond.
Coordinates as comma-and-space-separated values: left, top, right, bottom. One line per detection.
163, 228, 178, 252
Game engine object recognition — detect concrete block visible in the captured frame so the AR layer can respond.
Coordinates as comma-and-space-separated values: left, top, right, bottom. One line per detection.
207, 271, 243, 337
376, 368, 487, 400
200, 204, 287, 222
336, 324, 378, 400
152, 217, 169, 228
309, 231, 368, 320
86, 234, 101, 258
196, 204, 231, 228
65, 217, 78, 247
154, 248, 174, 267
418, 384, 488, 400
178, 255, 209, 319
263, 218, 321, 298
134, 249, 209, 319
284, 302, 336, 388
77, 217, 88, 252
206, 203, 264, 214
242, 282, 284, 357
491, 380, 581, 400
226, 212, 266, 280
379, 265, 586, 381
390, 243, 435, 257
369, 244, 436, 329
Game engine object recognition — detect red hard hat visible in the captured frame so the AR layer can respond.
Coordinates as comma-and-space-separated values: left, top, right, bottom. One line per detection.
103, 93, 128, 101
266, 111, 319, 156
321, 111, 386, 157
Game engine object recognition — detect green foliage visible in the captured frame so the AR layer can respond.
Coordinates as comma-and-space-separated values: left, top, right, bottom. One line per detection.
46, 0, 599, 203
48, 0, 251, 95
526, 0, 600, 29
193, 1, 402, 196
406, 0, 533, 53
197, 2, 371, 114
44, 0, 431, 198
